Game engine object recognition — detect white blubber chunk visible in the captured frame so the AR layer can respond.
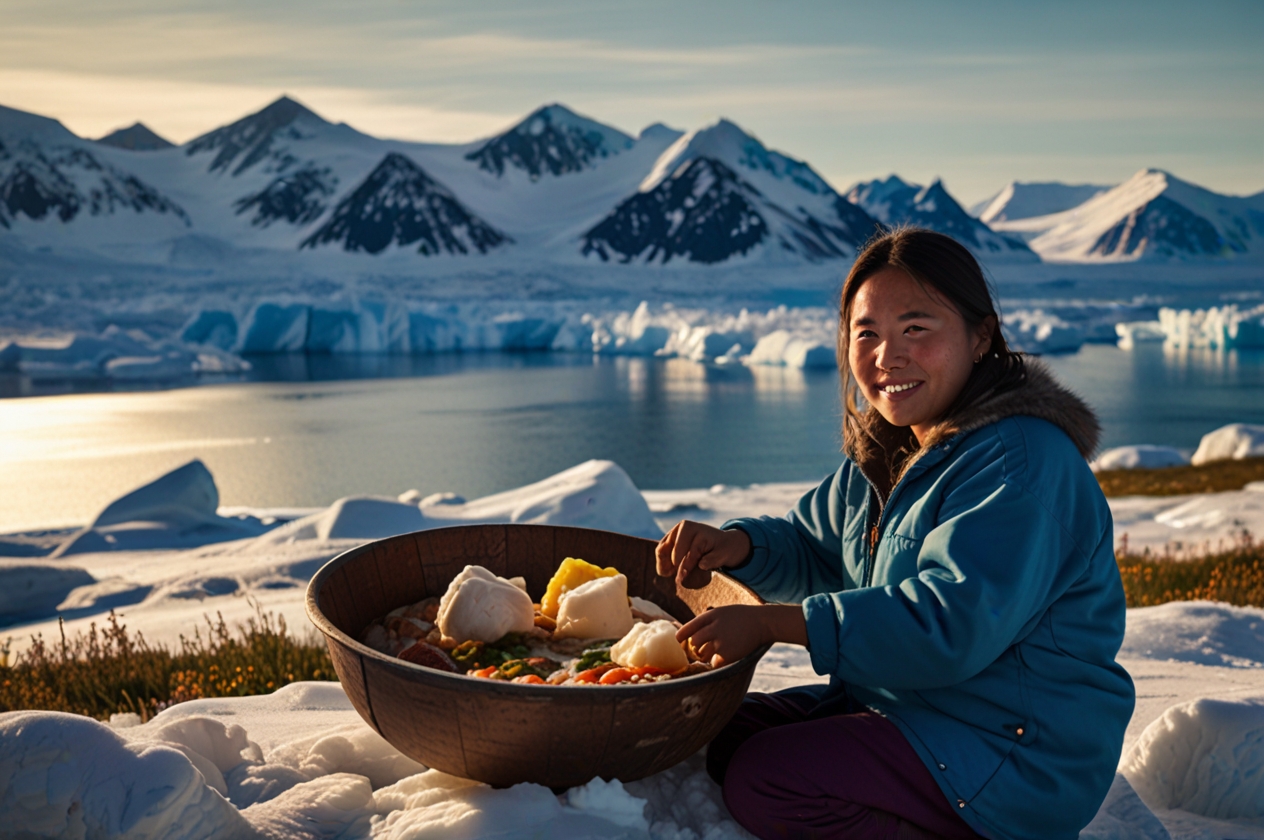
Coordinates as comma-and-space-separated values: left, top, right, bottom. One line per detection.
436, 565, 534, 643
611, 619, 689, 673
553, 573, 635, 640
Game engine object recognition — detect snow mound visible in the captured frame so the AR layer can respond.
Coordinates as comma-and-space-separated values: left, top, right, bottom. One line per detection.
0, 710, 253, 839
53, 460, 275, 556
1122, 602, 1264, 668
1078, 774, 1172, 840
1122, 698, 1264, 820
1092, 446, 1190, 472
0, 562, 95, 622
1192, 423, 1264, 465
262, 459, 662, 545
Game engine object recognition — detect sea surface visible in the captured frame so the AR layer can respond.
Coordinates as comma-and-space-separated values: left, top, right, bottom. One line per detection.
2, 343, 1262, 533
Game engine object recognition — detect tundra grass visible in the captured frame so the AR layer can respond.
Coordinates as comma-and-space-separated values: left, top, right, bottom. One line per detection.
1097, 457, 1264, 497
0, 609, 334, 721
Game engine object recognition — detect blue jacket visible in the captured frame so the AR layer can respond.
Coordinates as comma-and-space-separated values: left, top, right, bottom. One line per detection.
723, 364, 1134, 840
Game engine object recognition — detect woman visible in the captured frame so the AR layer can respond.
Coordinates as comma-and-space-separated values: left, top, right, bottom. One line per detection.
658, 228, 1134, 840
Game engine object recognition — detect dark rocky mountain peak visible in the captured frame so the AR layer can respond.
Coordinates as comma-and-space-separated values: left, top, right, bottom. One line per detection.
583, 157, 767, 264
185, 95, 328, 176
96, 123, 175, 151
846, 175, 1032, 256
301, 151, 510, 256
234, 164, 338, 228
465, 103, 635, 179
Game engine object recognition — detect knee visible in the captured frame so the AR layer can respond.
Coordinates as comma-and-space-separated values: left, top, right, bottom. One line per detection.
720, 730, 778, 824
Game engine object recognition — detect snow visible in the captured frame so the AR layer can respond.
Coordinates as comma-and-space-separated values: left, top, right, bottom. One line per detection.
1191, 424, 1264, 465
972, 181, 1112, 225
1110, 483, 1264, 553
10, 463, 1264, 836
1093, 446, 1191, 472
991, 169, 1264, 263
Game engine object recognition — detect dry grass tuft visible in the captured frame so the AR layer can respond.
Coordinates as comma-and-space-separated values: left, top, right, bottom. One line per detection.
1117, 531, 1264, 608
1097, 457, 1264, 497
0, 608, 334, 721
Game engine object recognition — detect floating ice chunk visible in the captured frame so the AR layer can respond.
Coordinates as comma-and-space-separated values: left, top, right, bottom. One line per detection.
1192, 423, 1264, 465
1003, 309, 1086, 354
1115, 321, 1166, 350
1091, 445, 1190, 472
1157, 304, 1264, 350
745, 329, 836, 369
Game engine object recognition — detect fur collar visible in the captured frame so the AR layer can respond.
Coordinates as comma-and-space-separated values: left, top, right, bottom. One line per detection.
845, 359, 1100, 498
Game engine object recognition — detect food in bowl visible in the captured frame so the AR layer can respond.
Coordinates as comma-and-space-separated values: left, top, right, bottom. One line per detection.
358, 556, 714, 685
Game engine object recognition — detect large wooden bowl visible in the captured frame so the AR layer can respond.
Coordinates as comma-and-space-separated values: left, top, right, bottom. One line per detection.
305, 523, 768, 789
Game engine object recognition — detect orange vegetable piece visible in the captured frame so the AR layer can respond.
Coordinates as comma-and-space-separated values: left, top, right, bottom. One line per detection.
513, 674, 545, 684
574, 663, 618, 683
471, 666, 499, 679
599, 667, 635, 685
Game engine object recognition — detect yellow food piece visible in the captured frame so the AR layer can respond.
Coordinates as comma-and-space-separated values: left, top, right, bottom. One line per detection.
540, 557, 620, 619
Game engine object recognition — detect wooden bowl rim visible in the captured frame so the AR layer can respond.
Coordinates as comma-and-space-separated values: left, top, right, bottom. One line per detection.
305, 523, 772, 697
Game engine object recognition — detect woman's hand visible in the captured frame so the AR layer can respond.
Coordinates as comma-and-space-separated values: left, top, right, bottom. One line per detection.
677, 604, 809, 667
656, 521, 751, 589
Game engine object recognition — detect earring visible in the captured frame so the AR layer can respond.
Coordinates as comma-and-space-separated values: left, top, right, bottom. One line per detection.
974, 354, 982, 364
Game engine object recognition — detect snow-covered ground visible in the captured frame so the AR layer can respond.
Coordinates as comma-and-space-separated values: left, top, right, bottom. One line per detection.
7, 459, 1264, 836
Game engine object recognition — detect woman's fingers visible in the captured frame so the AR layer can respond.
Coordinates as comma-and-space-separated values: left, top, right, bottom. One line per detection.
655, 523, 681, 578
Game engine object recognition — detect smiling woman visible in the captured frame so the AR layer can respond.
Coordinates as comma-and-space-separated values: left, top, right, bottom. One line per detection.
658, 228, 1135, 840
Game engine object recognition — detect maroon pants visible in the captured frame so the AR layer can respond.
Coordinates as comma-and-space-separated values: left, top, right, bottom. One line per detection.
708, 687, 982, 840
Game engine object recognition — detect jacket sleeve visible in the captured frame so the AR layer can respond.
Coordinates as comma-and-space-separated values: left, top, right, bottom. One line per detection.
802, 469, 1097, 690
719, 464, 851, 605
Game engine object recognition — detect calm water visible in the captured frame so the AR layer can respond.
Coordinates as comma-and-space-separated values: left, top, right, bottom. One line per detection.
2, 344, 1262, 533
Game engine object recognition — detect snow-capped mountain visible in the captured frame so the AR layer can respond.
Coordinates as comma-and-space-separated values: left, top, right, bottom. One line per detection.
4, 96, 1255, 275
0, 105, 188, 233
971, 181, 1111, 224
96, 123, 174, 152
301, 152, 509, 255
582, 120, 879, 264
845, 175, 1035, 260
994, 169, 1264, 262
465, 104, 635, 179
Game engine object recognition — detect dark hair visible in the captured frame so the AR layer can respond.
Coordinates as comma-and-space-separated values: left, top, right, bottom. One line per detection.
837, 226, 1025, 453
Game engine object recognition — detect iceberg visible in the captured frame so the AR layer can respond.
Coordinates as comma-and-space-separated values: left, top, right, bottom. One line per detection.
1002, 309, 1086, 354
1155, 304, 1264, 350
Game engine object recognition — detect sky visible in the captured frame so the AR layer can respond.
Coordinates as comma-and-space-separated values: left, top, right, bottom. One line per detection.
2, 0, 1261, 205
